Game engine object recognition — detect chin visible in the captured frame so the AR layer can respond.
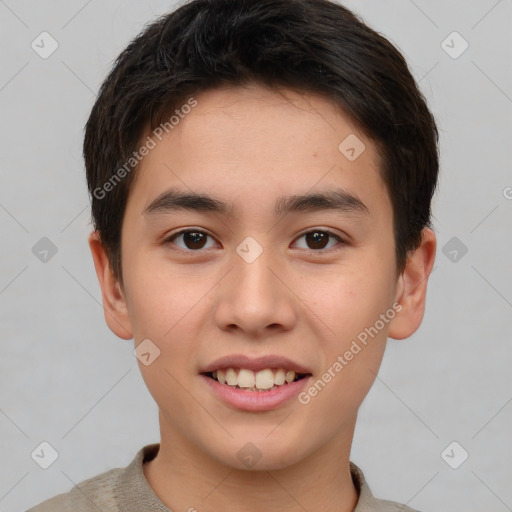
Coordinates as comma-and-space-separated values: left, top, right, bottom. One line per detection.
207, 433, 310, 471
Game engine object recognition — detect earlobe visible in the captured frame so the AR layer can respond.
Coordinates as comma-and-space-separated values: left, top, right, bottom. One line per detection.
388, 228, 437, 340
88, 231, 133, 340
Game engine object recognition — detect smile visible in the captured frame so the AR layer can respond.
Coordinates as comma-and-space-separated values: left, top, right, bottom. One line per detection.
203, 368, 309, 391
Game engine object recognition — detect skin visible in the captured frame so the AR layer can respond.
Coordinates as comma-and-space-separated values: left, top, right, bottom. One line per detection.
89, 84, 436, 512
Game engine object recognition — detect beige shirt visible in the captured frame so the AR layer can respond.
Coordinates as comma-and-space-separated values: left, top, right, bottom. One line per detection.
27, 443, 420, 512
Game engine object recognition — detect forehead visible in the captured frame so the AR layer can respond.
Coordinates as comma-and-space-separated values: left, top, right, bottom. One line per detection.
130, 85, 389, 220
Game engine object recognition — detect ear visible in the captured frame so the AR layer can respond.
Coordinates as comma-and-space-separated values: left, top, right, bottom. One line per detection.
88, 231, 133, 340
388, 228, 436, 340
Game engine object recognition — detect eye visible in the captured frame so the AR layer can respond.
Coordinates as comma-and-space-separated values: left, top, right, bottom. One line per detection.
164, 228, 345, 253
292, 229, 344, 251
165, 229, 218, 251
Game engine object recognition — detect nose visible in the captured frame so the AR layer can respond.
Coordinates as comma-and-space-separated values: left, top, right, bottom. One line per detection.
213, 242, 298, 338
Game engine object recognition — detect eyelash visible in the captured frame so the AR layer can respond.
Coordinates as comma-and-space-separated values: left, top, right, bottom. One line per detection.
163, 228, 346, 254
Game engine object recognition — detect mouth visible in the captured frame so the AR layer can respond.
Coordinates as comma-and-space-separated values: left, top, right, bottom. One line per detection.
202, 368, 311, 392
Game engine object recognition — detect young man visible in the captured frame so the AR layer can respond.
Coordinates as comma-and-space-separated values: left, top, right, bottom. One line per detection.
28, 0, 438, 510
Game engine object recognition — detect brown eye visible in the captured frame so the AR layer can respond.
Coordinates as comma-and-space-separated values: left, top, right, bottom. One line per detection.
293, 229, 343, 251
305, 231, 329, 249
183, 231, 207, 249
167, 230, 217, 251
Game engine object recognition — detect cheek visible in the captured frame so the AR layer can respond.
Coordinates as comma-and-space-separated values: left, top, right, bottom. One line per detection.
138, 356, 200, 435
303, 268, 394, 414
124, 258, 209, 341
299, 279, 391, 420
126, 264, 210, 404
302, 265, 394, 346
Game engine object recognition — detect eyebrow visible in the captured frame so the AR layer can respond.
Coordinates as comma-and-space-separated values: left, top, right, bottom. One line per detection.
143, 186, 369, 218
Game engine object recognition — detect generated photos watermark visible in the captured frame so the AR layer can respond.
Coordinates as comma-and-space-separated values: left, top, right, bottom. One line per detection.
93, 97, 198, 200
298, 302, 403, 405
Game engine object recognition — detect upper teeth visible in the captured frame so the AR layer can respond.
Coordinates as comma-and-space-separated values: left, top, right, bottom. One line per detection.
212, 368, 298, 390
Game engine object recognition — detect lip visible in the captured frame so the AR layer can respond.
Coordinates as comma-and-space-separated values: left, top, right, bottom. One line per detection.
200, 354, 312, 374
199, 373, 312, 412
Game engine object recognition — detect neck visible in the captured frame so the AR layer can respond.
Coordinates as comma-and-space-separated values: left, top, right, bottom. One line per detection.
143, 414, 359, 512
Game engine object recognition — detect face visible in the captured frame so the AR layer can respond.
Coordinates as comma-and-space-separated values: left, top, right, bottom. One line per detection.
92, 84, 430, 471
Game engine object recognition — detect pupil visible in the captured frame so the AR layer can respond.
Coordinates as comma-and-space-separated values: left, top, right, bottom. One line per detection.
307, 231, 327, 249
185, 231, 206, 249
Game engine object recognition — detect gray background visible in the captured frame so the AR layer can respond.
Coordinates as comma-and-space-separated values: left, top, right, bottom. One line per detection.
1, 0, 511, 511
